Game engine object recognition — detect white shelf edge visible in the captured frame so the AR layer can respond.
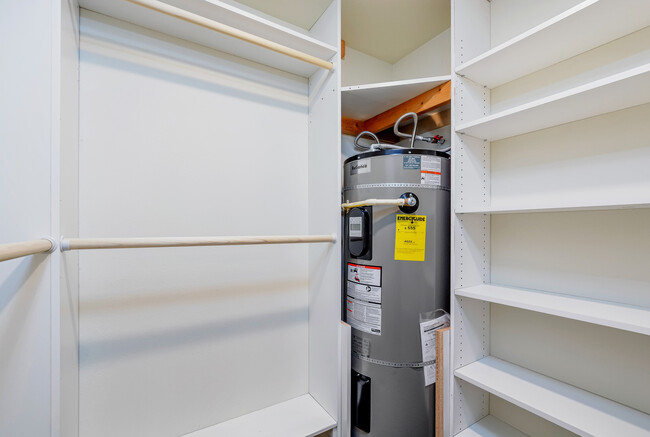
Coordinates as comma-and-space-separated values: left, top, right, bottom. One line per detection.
455, 415, 528, 437
455, 63, 650, 141
455, 357, 650, 436
78, 0, 337, 78
455, 284, 650, 336
341, 75, 451, 92
341, 76, 451, 120
182, 394, 336, 437
454, 0, 650, 88
455, 200, 650, 214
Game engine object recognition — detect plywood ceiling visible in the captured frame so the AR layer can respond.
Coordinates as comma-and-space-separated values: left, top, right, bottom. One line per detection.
234, 0, 334, 31
343, 0, 451, 64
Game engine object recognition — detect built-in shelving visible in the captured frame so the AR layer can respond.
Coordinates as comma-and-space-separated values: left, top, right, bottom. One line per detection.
78, 0, 337, 77
455, 357, 650, 436
341, 76, 451, 120
456, 284, 650, 336
455, 0, 650, 88
456, 63, 650, 141
455, 199, 650, 215
182, 394, 336, 437
455, 415, 527, 437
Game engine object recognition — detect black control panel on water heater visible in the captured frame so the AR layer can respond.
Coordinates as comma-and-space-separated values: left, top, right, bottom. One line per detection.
347, 206, 372, 260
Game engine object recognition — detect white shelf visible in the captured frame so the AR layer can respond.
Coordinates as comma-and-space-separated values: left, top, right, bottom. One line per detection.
455, 0, 650, 88
456, 200, 650, 214
455, 357, 650, 436
455, 63, 650, 141
78, 0, 337, 78
341, 76, 451, 120
456, 284, 650, 336
455, 415, 528, 437
183, 394, 336, 437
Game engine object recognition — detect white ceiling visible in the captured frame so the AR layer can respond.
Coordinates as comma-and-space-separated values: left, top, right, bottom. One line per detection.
234, 0, 334, 31
342, 0, 450, 63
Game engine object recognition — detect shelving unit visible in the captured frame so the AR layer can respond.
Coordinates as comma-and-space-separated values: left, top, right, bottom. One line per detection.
455, 415, 527, 437
455, 0, 650, 88
183, 394, 336, 437
455, 199, 650, 214
455, 357, 650, 436
452, 1, 650, 436
341, 76, 450, 120
29, 1, 345, 437
456, 63, 650, 141
78, 0, 337, 77
456, 284, 650, 336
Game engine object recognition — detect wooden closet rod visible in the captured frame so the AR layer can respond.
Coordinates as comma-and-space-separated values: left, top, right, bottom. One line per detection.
0, 238, 56, 262
60, 235, 335, 251
126, 0, 334, 71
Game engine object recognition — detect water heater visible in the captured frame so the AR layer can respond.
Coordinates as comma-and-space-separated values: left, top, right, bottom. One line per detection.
343, 148, 450, 436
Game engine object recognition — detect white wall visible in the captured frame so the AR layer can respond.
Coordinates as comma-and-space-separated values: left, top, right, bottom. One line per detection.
0, 2, 53, 436
490, 0, 584, 48
393, 28, 451, 81
341, 47, 393, 87
342, 28, 451, 87
78, 11, 313, 437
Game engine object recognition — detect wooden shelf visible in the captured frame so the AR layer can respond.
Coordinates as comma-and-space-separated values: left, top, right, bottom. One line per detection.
78, 0, 337, 78
455, 357, 650, 436
455, 415, 527, 437
455, 199, 650, 214
455, 0, 650, 88
182, 394, 336, 437
456, 284, 650, 336
342, 76, 451, 120
455, 63, 650, 141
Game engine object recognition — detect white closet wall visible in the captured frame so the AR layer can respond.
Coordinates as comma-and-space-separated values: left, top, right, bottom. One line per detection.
0, 2, 54, 436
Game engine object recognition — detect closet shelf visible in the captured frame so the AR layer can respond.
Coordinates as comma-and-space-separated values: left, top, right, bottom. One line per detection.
455, 415, 527, 437
455, 63, 650, 141
341, 76, 451, 120
456, 284, 650, 336
78, 0, 337, 78
455, 199, 650, 214
455, 357, 650, 436
455, 0, 650, 88
182, 394, 336, 437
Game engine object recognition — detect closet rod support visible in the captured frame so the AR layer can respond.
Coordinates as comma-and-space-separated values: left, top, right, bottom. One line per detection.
126, 0, 334, 71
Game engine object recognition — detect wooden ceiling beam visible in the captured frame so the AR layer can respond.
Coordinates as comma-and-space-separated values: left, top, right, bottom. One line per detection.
342, 117, 364, 136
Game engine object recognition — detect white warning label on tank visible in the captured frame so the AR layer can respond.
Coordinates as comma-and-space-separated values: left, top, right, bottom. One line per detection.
347, 263, 381, 286
421, 156, 442, 186
347, 281, 381, 303
347, 296, 382, 335
346, 263, 382, 335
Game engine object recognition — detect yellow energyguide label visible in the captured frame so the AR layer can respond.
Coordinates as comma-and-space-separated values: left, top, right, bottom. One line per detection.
394, 214, 427, 261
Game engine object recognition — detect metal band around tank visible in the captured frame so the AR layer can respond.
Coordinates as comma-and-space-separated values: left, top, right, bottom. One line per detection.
344, 183, 450, 192
353, 352, 436, 368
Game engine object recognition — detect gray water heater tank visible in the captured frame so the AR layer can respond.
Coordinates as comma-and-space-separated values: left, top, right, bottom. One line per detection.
343, 148, 450, 437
